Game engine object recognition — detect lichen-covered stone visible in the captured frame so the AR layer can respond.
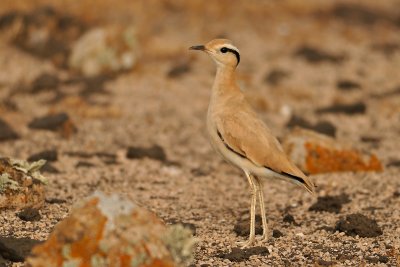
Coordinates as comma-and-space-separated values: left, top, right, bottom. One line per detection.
0, 158, 46, 210
26, 192, 195, 267
68, 26, 138, 77
282, 128, 383, 174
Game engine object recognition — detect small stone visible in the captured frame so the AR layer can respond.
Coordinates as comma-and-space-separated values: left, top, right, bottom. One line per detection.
28, 113, 69, 131
0, 118, 19, 142
335, 213, 383, 238
29, 73, 60, 94
0, 236, 42, 262
286, 115, 336, 137
282, 128, 383, 174
309, 194, 351, 213
283, 214, 299, 226
75, 161, 96, 168
17, 207, 41, 221
294, 46, 345, 64
126, 145, 167, 162
336, 80, 361, 91
264, 69, 290, 85
167, 62, 191, 78
272, 229, 284, 238
218, 247, 269, 262
28, 150, 58, 162
316, 101, 366, 115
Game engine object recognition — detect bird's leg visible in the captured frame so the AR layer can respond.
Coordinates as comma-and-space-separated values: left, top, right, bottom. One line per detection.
255, 177, 269, 242
236, 171, 257, 248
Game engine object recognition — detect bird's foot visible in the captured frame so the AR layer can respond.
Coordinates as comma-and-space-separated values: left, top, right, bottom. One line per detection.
236, 237, 255, 248
256, 234, 269, 243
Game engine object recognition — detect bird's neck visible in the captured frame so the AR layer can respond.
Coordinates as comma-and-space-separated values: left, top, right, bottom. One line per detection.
212, 66, 239, 95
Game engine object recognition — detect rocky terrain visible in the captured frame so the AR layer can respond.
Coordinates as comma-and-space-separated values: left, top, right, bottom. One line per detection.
0, 0, 399, 266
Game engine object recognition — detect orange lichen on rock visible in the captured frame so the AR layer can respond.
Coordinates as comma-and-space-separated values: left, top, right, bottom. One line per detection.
282, 128, 383, 174
304, 143, 383, 174
26, 192, 195, 267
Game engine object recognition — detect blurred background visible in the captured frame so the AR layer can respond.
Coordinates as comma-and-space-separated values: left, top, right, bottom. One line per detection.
0, 0, 400, 265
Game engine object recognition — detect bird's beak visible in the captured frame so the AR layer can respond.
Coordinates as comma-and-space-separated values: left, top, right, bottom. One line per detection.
189, 45, 205, 51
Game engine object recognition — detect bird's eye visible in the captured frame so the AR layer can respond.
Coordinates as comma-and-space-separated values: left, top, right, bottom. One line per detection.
220, 47, 228, 53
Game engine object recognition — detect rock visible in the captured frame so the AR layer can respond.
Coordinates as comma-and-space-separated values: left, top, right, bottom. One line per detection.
294, 46, 345, 64
272, 229, 284, 238
40, 163, 59, 174
0, 118, 19, 142
282, 128, 383, 174
0, 236, 42, 262
17, 207, 41, 221
45, 197, 66, 204
26, 191, 196, 267
234, 215, 263, 237
75, 161, 96, 168
316, 101, 366, 115
28, 113, 76, 137
309, 194, 351, 213
29, 73, 60, 94
69, 26, 138, 77
167, 62, 191, 78
218, 247, 269, 262
126, 145, 167, 162
0, 158, 46, 210
286, 115, 336, 137
28, 150, 58, 162
283, 214, 299, 226
335, 213, 383, 237
264, 69, 290, 85
336, 80, 361, 91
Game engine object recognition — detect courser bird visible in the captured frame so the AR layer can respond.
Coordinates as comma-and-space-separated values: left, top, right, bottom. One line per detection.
190, 39, 315, 247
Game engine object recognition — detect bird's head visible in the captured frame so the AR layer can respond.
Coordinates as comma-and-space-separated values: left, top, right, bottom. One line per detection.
190, 39, 240, 68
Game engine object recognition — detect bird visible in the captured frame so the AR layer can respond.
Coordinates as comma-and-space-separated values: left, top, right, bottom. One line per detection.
189, 39, 315, 248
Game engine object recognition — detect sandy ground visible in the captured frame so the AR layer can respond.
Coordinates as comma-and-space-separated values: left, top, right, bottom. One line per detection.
0, 0, 400, 266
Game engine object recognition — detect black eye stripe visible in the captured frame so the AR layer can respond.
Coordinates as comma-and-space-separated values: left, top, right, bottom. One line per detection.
219, 47, 240, 65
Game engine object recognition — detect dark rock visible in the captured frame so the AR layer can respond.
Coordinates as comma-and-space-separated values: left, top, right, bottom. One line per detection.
28, 150, 58, 162
372, 43, 400, 56
30, 73, 60, 94
283, 214, 299, 226
386, 160, 400, 168
40, 163, 59, 174
377, 255, 389, 263
360, 136, 381, 144
309, 194, 351, 213
335, 213, 383, 237
191, 167, 209, 177
0, 118, 19, 141
167, 62, 191, 78
294, 46, 345, 64
75, 161, 96, 168
393, 191, 400, 198
126, 145, 167, 162
0, 11, 20, 29
234, 215, 263, 236
28, 113, 71, 131
45, 197, 66, 204
317, 259, 336, 266
316, 102, 366, 115
336, 80, 361, 91
17, 208, 41, 222
272, 229, 284, 238
264, 69, 290, 85
0, 236, 42, 262
286, 115, 336, 137
331, 4, 394, 26
218, 247, 268, 262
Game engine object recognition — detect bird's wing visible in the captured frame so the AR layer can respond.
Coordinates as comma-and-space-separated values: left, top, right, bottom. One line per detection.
215, 108, 315, 193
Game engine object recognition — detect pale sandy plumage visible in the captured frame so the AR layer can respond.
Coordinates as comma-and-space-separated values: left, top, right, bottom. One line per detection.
190, 39, 315, 247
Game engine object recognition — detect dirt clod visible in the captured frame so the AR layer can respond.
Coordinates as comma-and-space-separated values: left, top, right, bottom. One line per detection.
28, 150, 58, 162
336, 80, 361, 91
126, 145, 167, 162
309, 194, 351, 213
272, 229, 284, 238
335, 213, 383, 237
0, 236, 42, 262
16, 207, 41, 222
218, 247, 269, 262
294, 46, 345, 64
0, 119, 19, 142
316, 102, 366, 115
286, 115, 336, 137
